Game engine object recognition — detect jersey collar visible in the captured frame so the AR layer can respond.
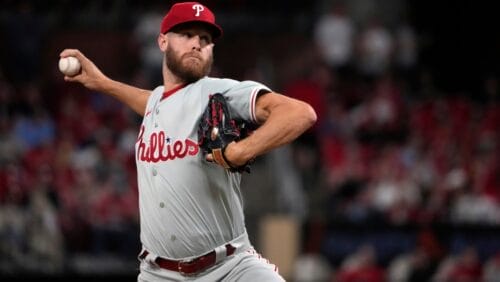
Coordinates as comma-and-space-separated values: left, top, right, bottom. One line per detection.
161, 84, 186, 101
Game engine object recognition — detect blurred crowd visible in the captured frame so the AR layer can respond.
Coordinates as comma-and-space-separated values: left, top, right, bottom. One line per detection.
285, 3, 499, 281
0, 0, 499, 281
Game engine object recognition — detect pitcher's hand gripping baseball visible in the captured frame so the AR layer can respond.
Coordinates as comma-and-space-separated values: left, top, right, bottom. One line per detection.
198, 93, 254, 173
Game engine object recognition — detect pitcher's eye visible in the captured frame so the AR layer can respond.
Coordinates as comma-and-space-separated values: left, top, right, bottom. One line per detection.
200, 35, 211, 45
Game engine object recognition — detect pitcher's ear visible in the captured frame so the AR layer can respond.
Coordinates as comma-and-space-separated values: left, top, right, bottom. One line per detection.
158, 33, 168, 51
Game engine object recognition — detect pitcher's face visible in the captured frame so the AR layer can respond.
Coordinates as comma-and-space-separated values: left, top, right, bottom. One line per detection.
159, 24, 214, 83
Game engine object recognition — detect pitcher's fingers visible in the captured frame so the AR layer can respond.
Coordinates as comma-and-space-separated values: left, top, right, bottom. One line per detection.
60, 49, 79, 57
205, 154, 214, 162
60, 49, 89, 64
64, 74, 82, 82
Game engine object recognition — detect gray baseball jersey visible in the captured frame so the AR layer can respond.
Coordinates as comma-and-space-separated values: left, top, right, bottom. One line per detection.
135, 76, 270, 260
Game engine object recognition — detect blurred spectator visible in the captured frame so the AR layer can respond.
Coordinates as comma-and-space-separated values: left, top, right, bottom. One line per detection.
432, 246, 482, 282
336, 244, 385, 282
12, 84, 55, 151
0, 119, 22, 166
24, 187, 64, 273
88, 174, 138, 256
292, 253, 332, 282
369, 147, 421, 224
355, 17, 394, 78
388, 247, 437, 282
394, 22, 418, 76
450, 151, 500, 224
387, 250, 413, 282
450, 188, 500, 224
350, 74, 406, 144
13, 110, 55, 151
0, 163, 63, 273
56, 94, 102, 144
314, 2, 355, 71
0, 201, 26, 273
388, 230, 443, 282
283, 63, 332, 132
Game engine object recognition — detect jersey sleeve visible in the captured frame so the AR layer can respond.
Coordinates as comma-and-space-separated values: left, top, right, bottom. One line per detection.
222, 80, 271, 123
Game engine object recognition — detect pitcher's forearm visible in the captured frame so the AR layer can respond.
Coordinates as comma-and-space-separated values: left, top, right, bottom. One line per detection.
239, 101, 315, 159
224, 94, 316, 166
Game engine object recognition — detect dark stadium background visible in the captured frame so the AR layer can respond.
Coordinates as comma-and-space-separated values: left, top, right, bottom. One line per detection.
0, 0, 498, 281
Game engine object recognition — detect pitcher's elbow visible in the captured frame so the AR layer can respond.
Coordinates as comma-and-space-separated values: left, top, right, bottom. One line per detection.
303, 103, 317, 128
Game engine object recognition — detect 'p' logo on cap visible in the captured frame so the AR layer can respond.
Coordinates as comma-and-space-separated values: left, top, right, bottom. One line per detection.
192, 4, 204, 17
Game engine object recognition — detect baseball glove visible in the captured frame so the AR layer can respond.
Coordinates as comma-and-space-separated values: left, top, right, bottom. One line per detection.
198, 93, 254, 173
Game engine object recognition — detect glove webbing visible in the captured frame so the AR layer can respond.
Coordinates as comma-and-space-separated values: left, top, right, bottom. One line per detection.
211, 100, 222, 127
210, 98, 235, 169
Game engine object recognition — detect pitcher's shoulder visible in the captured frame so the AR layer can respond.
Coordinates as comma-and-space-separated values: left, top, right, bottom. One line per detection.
197, 77, 239, 88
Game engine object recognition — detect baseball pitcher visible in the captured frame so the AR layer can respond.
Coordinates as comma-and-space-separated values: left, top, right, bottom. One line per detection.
60, 2, 316, 281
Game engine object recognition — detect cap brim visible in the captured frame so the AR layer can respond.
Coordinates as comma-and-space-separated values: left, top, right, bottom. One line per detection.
169, 21, 223, 40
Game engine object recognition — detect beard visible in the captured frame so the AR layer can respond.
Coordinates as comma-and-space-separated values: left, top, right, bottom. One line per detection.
165, 46, 213, 84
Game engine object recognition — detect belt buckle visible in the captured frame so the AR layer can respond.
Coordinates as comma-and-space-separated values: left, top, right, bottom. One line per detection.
178, 259, 197, 276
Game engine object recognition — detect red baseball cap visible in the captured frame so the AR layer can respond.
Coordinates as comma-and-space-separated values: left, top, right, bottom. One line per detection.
160, 2, 223, 39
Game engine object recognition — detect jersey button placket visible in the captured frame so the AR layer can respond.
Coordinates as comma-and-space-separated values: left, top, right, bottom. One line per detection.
152, 167, 157, 176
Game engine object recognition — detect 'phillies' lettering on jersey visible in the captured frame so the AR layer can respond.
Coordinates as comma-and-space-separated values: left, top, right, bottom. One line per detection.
136, 125, 199, 163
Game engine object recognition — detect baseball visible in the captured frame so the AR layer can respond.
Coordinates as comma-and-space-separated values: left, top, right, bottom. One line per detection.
58, 56, 81, 76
